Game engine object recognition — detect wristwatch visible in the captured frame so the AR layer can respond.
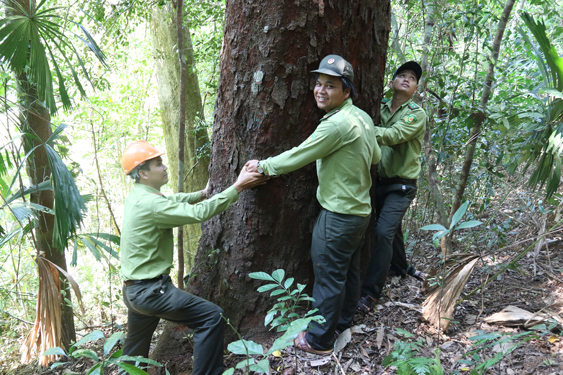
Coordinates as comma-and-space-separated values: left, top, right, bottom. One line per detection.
257, 161, 264, 174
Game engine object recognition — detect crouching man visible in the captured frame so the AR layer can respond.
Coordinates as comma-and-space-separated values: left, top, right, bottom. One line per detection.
119, 140, 267, 375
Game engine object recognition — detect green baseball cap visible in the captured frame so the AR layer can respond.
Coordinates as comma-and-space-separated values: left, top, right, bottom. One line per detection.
311, 54, 354, 82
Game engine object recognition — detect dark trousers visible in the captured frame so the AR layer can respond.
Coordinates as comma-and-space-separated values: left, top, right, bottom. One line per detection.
122, 275, 224, 375
361, 183, 417, 299
306, 209, 370, 351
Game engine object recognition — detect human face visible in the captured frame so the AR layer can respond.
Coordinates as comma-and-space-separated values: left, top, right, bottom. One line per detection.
314, 73, 351, 113
139, 157, 168, 190
391, 69, 418, 97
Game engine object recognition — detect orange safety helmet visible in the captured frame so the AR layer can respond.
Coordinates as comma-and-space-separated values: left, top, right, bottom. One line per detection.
121, 141, 165, 175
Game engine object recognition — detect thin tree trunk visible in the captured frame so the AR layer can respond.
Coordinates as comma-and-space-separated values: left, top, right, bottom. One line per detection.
449, 0, 516, 216
175, 0, 187, 289
17, 71, 76, 349
90, 121, 121, 236
150, 3, 210, 274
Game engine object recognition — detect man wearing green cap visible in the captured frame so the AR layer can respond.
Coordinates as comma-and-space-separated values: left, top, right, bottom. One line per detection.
246, 54, 380, 354
357, 61, 427, 313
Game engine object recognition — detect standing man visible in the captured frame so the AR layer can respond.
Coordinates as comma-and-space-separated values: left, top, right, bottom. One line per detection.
119, 140, 266, 375
246, 55, 381, 355
357, 61, 427, 313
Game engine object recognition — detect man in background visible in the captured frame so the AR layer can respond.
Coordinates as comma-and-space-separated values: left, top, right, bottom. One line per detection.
358, 61, 428, 313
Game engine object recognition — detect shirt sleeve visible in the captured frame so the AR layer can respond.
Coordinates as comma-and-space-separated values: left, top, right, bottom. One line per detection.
375, 109, 426, 146
168, 192, 203, 204
260, 121, 342, 176
153, 186, 239, 228
372, 140, 381, 165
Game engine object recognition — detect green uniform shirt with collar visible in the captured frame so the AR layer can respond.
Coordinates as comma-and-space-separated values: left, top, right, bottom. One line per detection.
119, 183, 239, 281
376, 97, 426, 180
260, 98, 381, 217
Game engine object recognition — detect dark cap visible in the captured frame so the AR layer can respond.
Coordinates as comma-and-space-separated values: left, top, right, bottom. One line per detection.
393, 61, 422, 83
311, 54, 354, 82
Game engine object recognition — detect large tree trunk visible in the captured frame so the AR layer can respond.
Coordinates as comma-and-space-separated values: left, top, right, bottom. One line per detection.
152, 0, 390, 364
200, 0, 389, 337
150, 3, 210, 272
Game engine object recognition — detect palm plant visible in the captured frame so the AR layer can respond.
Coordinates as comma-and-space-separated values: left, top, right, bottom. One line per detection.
508, 12, 563, 198
0, 0, 108, 363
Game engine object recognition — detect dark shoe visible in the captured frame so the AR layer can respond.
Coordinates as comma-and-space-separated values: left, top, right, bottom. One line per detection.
293, 331, 333, 355
408, 268, 427, 282
357, 295, 378, 313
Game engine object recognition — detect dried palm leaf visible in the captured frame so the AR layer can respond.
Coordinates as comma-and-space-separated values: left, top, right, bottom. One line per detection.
421, 254, 479, 332
20, 255, 85, 365
21, 256, 61, 366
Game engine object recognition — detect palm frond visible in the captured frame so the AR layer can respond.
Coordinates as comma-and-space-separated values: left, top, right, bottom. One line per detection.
2, 180, 52, 206
0, 0, 108, 114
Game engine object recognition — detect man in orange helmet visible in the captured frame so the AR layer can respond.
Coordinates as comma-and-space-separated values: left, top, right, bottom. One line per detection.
119, 141, 266, 375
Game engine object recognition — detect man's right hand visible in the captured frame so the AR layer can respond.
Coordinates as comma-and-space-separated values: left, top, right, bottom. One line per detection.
233, 167, 269, 193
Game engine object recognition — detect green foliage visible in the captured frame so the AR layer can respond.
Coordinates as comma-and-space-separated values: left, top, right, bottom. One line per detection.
0, 0, 107, 113
420, 201, 482, 247
382, 330, 444, 375
249, 269, 319, 332
42, 330, 167, 375
222, 269, 325, 374
456, 330, 538, 375
507, 11, 563, 199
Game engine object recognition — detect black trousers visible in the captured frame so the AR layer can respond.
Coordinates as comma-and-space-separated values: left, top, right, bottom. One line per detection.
122, 275, 224, 375
306, 209, 370, 351
361, 183, 417, 299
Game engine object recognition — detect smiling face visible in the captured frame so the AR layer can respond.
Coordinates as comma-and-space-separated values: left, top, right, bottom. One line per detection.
139, 156, 168, 190
314, 73, 351, 113
391, 69, 418, 98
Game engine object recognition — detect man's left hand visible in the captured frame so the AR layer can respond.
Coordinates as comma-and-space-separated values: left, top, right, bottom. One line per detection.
245, 160, 260, 173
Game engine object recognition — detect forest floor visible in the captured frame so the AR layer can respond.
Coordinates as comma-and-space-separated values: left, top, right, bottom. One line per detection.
7, 210, 563, 375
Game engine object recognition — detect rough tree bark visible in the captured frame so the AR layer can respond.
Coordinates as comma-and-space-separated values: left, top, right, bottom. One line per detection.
151, 0, 391, 365
150, 3, 210, 272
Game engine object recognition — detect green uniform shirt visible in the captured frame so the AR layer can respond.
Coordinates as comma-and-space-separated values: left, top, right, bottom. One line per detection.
120, 184, 239, 281
376, 98, 426, 180
260, 98, 381, 217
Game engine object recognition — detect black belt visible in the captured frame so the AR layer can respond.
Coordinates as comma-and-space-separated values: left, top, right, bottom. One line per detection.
124, 275, 163, 287
377, 177, 417, 187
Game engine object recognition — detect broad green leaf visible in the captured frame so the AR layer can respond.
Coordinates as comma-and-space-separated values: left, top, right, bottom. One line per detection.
73, 330, 105, 348
87, 363, 101, 375
248, 272, 275, 282
227, 340, 263, 355
42, 347, 66, 356
264, 310, 276, 327
270, 289, 286, 297
117, 363, 151, 375
235, 358, 255, 369
249, 359, 270, 373
118, 356, 162, 366
72, 349, 99, 361
420, 224, 447, 231
257, 284, 279, 293
450, 201, 470, 229
222, 369, 235, 375
272, 269, 285, 283
283, 277, 294, 289
103, 332, 122, 357
455, 220, 482, 230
